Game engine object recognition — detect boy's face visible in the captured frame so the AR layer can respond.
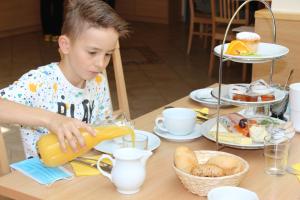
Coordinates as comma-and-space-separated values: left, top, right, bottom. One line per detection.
59, 26, 119, 86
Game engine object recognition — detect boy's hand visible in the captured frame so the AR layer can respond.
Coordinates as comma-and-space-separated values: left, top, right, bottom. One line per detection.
47, 114, 96, 152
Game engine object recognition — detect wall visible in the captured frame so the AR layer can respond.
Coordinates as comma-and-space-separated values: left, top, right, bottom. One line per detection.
0, 0, 41, 38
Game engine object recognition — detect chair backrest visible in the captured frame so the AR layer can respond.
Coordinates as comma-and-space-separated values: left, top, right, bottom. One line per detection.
211, 0, 249, 25
0, 127, 10, 176
189, 0, 196, 21
111, 40, 130, 119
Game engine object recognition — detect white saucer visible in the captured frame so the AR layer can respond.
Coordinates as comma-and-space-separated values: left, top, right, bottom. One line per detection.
189, 88, 230, 108
153, 124, 202, 142
94, 129, 161, 154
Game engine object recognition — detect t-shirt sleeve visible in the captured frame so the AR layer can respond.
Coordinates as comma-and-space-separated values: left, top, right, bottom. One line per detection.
0, 70, 45, 107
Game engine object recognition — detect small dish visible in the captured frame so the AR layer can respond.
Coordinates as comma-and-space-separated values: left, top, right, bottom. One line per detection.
208, 186, 259, 200
189, 88, 230, 108
153, 123, 202, 142
94, 129, 161, 154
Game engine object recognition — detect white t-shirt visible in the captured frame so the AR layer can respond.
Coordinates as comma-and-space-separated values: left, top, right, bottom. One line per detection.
0, 63, 113, 158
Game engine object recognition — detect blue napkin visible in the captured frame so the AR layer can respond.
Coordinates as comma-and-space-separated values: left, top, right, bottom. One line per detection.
10, 157, 73, 185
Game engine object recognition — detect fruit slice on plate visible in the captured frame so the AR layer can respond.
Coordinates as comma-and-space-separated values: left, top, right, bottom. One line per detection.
225, 40, 251, 56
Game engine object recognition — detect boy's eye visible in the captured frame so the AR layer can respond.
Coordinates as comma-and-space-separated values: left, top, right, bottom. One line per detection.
88, 51, 97, 55
105, 53, 112, 57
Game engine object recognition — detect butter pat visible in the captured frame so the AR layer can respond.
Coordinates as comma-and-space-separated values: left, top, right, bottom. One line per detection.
249, 125, 267, 143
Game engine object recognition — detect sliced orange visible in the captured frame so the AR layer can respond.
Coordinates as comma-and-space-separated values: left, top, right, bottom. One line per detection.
225, 40, 251, 55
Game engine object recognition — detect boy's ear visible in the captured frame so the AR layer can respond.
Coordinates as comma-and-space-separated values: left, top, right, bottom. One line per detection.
58, 35, 71, 54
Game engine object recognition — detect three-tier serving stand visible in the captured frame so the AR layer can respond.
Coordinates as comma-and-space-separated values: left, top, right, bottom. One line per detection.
213, 0, 288, 150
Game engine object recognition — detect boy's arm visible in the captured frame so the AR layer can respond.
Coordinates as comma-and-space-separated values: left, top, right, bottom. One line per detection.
0, 98, 95, 152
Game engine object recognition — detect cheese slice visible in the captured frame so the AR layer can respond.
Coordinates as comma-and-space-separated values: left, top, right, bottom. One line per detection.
208, 123, 252, 145
209, 123, 229, 133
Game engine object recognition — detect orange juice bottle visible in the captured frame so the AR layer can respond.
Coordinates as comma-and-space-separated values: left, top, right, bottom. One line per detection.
37, 125, 134, 167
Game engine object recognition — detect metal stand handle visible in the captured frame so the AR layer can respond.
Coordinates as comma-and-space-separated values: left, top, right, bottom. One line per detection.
215, 0, 277, 150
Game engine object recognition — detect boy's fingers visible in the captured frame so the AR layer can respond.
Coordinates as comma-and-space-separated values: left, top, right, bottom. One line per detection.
85, 125, 96, 136
77, 121, 96, 136
71, 126, 85, 147
64, 131, 78, 152
57, 133, 67, 152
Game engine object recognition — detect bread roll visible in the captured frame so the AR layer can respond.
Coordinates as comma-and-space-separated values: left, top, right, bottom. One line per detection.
191, 164, 224, 177
207, 155, 243, 175
174, 146, 198, 173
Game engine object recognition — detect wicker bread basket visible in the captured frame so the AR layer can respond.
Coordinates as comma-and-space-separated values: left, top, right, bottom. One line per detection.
173, 150, 249, 196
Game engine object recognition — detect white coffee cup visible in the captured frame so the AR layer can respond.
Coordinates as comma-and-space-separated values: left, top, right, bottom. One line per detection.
208, 186, 259, 200
290, 109, 300, 132
155, 108, 196, 135
289, 83, 300, 111
289, 83, 300, 132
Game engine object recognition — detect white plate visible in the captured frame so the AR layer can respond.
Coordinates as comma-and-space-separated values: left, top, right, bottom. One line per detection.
201, 116, 294, 149
153, 123, 202, 142
189, 88, 230, 108
211, 84, 286, 106
214, 42, 289, 63
94, 129, 161, 154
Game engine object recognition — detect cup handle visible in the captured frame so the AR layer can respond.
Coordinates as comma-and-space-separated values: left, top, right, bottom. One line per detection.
97, 154, 115, 181
155, 117, 168, 132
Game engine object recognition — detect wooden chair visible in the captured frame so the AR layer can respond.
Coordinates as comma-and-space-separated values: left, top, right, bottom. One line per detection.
0, 127, 10, 176
208, 0, 249, 80
186, 0, 212, 54
111, 40, 130, 119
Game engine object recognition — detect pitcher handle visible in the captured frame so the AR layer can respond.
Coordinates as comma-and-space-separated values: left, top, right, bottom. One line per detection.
155, 117, 168, 132
97, 154, 115, 181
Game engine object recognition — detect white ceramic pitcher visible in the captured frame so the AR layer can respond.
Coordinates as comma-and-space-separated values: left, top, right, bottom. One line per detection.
97, 148, 153, 194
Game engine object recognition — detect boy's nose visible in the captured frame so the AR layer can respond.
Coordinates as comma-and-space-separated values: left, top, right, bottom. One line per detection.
95, 56, 106, 69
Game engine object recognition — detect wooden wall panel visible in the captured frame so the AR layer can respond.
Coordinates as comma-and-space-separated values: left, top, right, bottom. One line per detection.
253, 9, 300, 84
0, 0, 40, 38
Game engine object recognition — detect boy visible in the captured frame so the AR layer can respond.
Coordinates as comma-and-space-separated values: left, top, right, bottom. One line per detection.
0, 0, 129, 158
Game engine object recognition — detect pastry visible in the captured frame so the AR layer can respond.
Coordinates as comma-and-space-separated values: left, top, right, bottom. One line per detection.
191, 164, 224, 177
236, 32, 261, 54
174, 146, 198, 173
207, 155, 243, 175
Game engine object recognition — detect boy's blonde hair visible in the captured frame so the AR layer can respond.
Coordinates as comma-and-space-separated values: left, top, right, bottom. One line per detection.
62, 0, 129, 39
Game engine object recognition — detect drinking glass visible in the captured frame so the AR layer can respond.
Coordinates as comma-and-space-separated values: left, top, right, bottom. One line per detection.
264, 135, 290, 175
94, 113, 135, 146
122, 133, 148, 150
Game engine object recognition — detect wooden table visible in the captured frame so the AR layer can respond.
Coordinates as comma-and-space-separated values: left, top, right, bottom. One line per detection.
0, 95, 299, 200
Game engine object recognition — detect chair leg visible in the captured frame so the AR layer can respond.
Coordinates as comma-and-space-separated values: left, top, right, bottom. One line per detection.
208, 38, 216, 77
199, 24, 203, 39
187, 23, 194, 55
203, 24, 208, 48
242, 63, 247, 82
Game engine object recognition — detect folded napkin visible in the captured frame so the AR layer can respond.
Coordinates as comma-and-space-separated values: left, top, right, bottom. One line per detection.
70, 155, 111, 176
194, 107, 210, 120
10, 157, 73, 185
292, 163, 300, 181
